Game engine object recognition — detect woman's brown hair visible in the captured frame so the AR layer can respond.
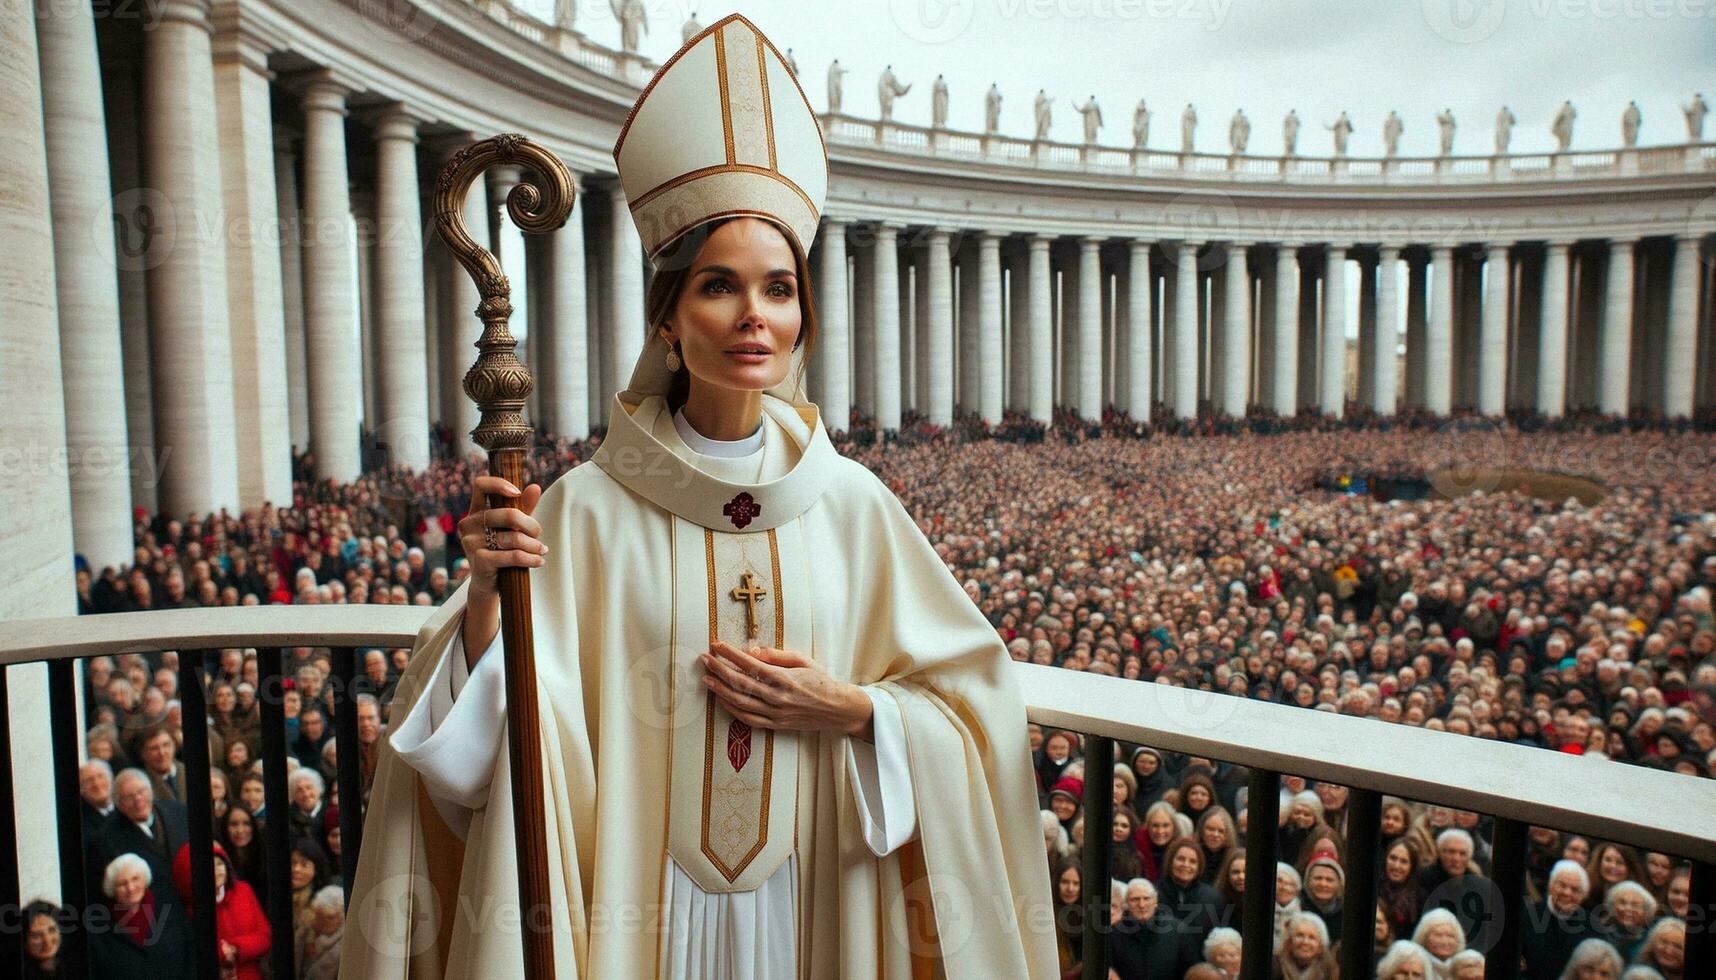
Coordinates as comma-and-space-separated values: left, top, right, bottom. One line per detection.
643, 216, 820, 414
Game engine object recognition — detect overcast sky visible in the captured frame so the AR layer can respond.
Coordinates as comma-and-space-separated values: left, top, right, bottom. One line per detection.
526, 0, 1712, 156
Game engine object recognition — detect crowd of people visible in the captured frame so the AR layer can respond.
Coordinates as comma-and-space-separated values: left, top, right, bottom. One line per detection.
27, 402, 1713, 979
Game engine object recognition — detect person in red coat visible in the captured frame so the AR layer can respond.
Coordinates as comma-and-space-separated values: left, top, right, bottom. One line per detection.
171, 840, 271, 980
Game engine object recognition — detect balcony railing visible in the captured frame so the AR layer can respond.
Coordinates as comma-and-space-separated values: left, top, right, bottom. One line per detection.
1, 607, 1711, 979
817, 112, 1716, 186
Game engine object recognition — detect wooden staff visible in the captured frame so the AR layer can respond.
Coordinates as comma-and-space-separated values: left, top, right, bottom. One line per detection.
434, 134, 575, 978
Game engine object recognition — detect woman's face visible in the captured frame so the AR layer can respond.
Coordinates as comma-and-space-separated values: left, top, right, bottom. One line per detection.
1380, 806, 1406, 837
1057, 867, 1080, 905
1288, 921, 1322, 963
291, 853, 316, 890
1134, 752, 1158, 776
1275, 869, 1298, 905
213, 854, 228, 892
1667, 873, 1690, 916
1645, 852, 1673, 886
1201, 818, 1228, 850
1375, 905, 1390, 944
1170, 846, 1199, 884
1112, 776, 1130, 806
1290, 802, 1316, 828
1147, 812, 1175, 846
1050, 795, 1076, 821
1563, 836, 1591, 864
1425, 922, 1460, 958
1307, 865, 1340, 902
226, 811, 254, 848
1210, 940, 1241, 975
1227, 856, 1246, 893
1573, 959, 1617, 980
1111, 814, 1133, 843
1186, 784, 1211, 811
241, 779, 264, 811
1652, 924, 1684, 970
1453, 962, 1484, 980
1610, 889, 1647, 929
661, 218, 803, 397
112, 866, 146, 907
1597, 847, 1627, 883
25, 912, 61, 962
1385, 843, 1413, 883
214, 685, 235, 713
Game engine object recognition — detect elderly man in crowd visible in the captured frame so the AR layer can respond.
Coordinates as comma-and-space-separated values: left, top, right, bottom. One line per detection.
87, 768, 190, 903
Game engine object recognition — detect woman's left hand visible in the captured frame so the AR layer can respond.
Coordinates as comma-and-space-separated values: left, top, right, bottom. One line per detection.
701, 640, 874, 740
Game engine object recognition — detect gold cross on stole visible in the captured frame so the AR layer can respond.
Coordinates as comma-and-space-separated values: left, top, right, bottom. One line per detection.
730, 570, 767, 639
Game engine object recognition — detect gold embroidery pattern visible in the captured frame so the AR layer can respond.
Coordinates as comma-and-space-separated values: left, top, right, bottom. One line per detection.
698, 528, 782, 882
714, 24, 734, 165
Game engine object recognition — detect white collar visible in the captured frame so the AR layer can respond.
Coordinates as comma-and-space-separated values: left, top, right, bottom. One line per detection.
672, 408, 763, 458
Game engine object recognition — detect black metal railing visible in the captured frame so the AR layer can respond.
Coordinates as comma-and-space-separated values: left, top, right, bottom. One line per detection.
2, 609, 1713, 979
0, 606, 424, 980
1024, 662, 1716, 980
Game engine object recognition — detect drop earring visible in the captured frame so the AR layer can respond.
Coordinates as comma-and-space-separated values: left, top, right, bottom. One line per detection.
664, 341, 681, 372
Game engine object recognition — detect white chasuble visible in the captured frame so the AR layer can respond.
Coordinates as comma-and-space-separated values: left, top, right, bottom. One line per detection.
341, 393, 1059, 980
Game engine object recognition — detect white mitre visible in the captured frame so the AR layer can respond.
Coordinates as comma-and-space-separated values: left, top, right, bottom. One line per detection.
611, 12, 828, 409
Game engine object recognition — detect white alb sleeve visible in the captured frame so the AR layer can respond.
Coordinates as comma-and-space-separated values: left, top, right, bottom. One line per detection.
388, 624, 507, 839
844, 685, 918, 857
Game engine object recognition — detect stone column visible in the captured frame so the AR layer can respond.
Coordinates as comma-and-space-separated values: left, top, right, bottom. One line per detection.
1127, 240, 1154, 419
1028, 235, 1053, 423
1077, 237, 1103, 422
1222, 243, 1252, 417
913, 245, 930, 411
2, 5, 73, 902
1321, 244, 1348, 417
37, 0, 132, 568
352, 200, 376, 432
1426, 244, 1455, 415
548, 184, 590, 438
1479, 244, 1511, 416
1356, 254, 1376, 407
1665, 234, 1703, 418
212, 19, 291, 505
1008, 249, 1029, 412
1374, 245, 1401, 414
1273, 245, 1300, 415
274, 129, 310, 454
958, 240, 979, 414
1537, 240, 1573, 417
101, 38, 157, 513
851, 235, 873, 417
872, 222, 902, 431
371, 105, 431, 470
298, 70, 362, 482
924, 228, 955, 425
898, 250, 915, 414
145, 0, 241, 512
1173, 241, 1200, 419
978, 232, 1004, 424
815, 219, 850, 431
1598, 239, 1634, 415
1405, 254, 1427, 407
607, 183, 645, 424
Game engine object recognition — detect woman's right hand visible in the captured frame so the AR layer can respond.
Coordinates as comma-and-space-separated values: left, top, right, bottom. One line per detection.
460, 475, 548, 603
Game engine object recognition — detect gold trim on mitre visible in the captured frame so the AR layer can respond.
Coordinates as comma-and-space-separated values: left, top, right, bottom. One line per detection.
612, 12, 827, 263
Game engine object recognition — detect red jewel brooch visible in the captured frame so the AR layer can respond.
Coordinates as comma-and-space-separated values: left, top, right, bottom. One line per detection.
722, 492, 761, 530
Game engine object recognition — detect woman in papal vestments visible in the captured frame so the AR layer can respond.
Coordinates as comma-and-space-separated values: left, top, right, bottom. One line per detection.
340, 13, 1056, 979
